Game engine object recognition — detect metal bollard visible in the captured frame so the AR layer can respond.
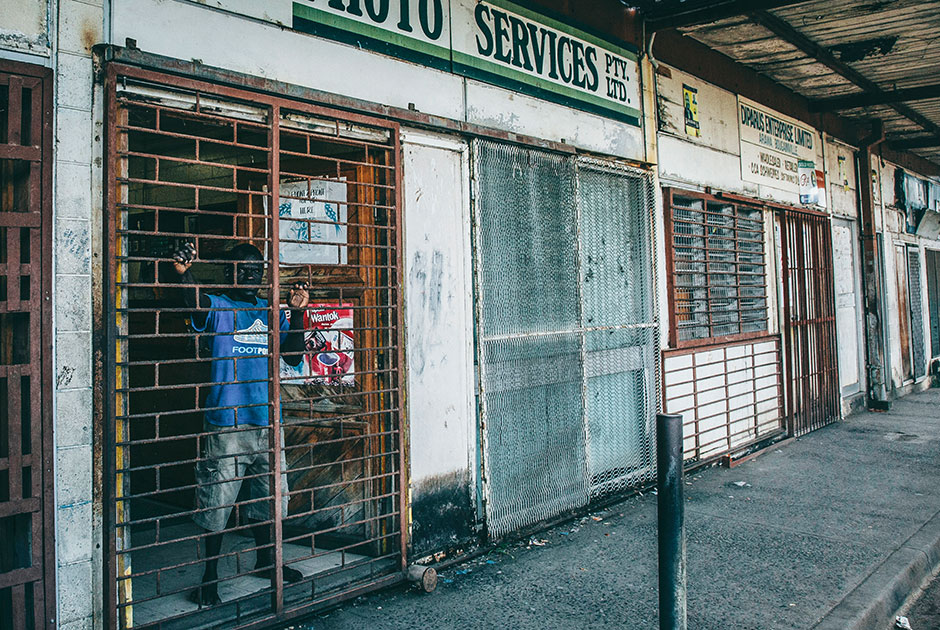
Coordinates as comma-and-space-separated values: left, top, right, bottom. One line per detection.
657, 413, 687, 630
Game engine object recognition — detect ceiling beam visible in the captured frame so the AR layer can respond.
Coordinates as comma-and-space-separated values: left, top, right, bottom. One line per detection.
887, 136, 940, 151
809, 84, 940, 112
750, 10, 940, 139
641, 0, 805, 31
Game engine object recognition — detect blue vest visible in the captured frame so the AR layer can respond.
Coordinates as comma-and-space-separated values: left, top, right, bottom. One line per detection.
193, 294, 289, 426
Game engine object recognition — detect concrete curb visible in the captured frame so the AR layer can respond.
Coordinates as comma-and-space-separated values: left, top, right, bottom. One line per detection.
813, 509, 940, 630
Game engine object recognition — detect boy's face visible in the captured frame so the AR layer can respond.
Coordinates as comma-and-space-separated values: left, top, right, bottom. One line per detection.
231, 257, 264, 299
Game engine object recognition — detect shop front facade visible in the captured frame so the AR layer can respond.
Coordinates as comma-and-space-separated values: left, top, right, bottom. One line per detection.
652, 40, 940, 468
2, 1, 667, 627
3, 1, 940, 628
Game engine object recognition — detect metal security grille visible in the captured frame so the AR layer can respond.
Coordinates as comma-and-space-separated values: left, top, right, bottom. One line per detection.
472, 141, 658, 538
907, 247, 926, 379
663, 189, 769, 346
105, 65, 403, 629
0, 61, 54, 630
928, 249, 940, 358
780, 208, 839, 436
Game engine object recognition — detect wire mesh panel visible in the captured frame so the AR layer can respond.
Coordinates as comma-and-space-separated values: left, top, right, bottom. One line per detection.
0, 61, 54, 630
578, 162, 658, 496
472, 141, 658, 538
106, 66, 403, 630
780, 208, 839, 436
907, 247, 925, 379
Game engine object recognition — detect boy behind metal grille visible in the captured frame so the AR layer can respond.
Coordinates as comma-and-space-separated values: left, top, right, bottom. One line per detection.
172, 241, 308, 606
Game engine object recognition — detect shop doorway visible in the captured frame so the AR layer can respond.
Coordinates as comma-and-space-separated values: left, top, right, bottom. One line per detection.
104, 66, 404, 629
0, 60, 55, 630
894, 245, 926, 383
779, 208, 840, 435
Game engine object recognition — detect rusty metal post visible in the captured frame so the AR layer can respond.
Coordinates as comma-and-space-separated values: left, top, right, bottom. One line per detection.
657, 412, 686, 630
855, 120, 890, 409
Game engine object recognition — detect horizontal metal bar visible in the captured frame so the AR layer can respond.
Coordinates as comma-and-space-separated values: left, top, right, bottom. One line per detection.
277, 147, 394, 172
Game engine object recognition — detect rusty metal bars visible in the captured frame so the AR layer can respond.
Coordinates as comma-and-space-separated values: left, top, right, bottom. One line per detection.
662, 336, 785, 464
105, 66, 403, 630
0, 60, 55, 630
663, 189, 770, 348
779, 208, 840, 436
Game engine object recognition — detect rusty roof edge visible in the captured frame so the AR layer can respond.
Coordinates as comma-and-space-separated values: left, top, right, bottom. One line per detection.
92, 44, 587, 158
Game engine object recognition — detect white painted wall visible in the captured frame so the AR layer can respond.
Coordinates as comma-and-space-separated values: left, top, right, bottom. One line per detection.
50, 1, 104, 629
110, 0, 645, 161
831, 217, 865, 399
822, 137, 866, 409
401, 130, 475, 490
655, 65, 824, 207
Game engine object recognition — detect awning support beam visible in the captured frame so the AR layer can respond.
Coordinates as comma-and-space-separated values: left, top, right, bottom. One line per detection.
809, 84, 940, 112
750, 10, 940, 140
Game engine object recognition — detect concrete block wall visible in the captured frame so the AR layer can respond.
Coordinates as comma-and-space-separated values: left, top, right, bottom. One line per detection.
53, 0, 103, 628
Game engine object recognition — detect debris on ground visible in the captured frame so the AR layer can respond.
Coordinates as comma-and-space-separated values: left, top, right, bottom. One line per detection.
895, 615, 913, 630
528, 538, 548, 547
733, 481, 749, 487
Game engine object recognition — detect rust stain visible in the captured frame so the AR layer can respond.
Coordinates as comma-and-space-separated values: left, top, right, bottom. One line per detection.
81, 21, 99, 53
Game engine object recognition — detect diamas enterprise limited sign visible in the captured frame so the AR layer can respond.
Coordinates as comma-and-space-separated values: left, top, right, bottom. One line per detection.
737, 95, 819, 195
291, 0, 641, 126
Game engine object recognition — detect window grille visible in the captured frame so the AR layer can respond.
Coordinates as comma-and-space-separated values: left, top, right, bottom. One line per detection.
664, 189, 769, 347
0, 61, 54, 630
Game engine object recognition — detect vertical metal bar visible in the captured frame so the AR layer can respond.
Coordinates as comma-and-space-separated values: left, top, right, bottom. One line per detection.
268, 103, 285, 615
657, 412, 686, 630
662, 189, 679, 348
7, 76, 22, 145
779, 210, 794, 436
391, 125, 408, 575
102, 62, 121, 630
11, 583, 25, 629
38, 60, 56, 630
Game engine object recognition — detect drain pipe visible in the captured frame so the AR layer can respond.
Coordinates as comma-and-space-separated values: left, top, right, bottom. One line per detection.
855, 120, 890, 410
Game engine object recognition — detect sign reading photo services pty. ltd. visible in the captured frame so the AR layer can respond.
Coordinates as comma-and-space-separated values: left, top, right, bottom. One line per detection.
291, 0, 641, 126
738, 96, 822, 201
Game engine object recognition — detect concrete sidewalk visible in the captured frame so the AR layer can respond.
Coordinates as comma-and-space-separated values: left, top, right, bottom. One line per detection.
298, 387, 940, 630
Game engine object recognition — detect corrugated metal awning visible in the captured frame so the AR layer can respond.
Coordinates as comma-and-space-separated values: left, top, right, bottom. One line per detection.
646, 0, 940, 166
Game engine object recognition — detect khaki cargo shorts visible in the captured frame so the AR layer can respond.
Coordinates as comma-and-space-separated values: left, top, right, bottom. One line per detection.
193, 422, 290, 532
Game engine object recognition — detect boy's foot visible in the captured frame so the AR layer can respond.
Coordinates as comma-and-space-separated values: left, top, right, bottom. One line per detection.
252, 564, 304, 583
189, 582, 221, 606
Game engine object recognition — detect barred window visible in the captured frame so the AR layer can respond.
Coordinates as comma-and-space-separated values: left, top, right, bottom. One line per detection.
665, 189, 769, 346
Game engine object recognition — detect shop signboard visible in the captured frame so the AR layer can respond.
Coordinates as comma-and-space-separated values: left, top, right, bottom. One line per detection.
272, 0, 641, 126
449, 0, 641, 125
738, 96, 821, 202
